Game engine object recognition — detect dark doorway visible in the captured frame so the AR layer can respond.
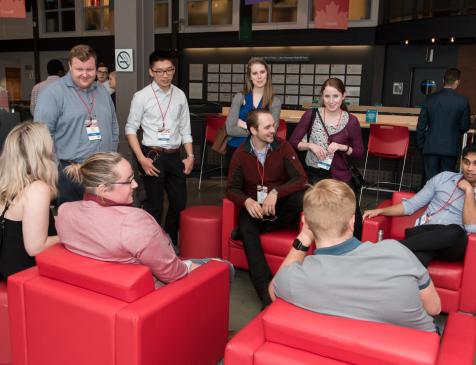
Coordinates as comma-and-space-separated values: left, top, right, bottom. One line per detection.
410, 67, 446, 107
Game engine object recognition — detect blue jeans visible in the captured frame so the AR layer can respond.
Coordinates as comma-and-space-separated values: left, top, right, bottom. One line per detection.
190, 258, 235, 284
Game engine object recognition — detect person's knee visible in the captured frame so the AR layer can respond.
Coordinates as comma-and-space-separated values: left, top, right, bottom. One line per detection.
445, 224, 466, 240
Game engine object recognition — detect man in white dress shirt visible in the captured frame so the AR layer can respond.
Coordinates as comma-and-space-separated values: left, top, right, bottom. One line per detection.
125, 50, 194, 247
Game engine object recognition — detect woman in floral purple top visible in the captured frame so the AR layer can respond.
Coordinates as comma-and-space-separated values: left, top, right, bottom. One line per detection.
289, 78, 364, 238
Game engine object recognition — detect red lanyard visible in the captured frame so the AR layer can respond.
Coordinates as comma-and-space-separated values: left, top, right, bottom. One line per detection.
429, 182, 464, 218
256, 157, 265, 186
151, 85, 173, 128
75, 89, 95, 120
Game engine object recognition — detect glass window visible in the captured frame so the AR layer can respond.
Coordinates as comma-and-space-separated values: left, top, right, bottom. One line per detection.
44, 0, 76, 32
154, 0, 169, 28
310, 0, 372, 22
253, 0, 297, 23
83, 0, 114, 32
186, 0, 233, 26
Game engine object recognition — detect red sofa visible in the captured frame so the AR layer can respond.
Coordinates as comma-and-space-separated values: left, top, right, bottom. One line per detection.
8, 244, 229, 365
221, 198, 307, 273
225, 299, 476, 365
362, 191, 476, 313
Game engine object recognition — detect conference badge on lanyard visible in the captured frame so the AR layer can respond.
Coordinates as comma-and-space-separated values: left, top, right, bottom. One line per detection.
85, 118, 102, 141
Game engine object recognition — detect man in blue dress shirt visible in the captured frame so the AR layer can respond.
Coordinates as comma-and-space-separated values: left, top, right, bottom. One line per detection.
34, 44, 119, 205
363, 143, 476, 266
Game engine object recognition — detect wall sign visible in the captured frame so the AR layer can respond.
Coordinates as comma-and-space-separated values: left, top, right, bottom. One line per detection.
115, 49, 134, 72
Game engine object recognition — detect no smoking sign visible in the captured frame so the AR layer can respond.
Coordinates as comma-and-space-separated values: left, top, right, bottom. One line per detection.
115, 49, 134, 72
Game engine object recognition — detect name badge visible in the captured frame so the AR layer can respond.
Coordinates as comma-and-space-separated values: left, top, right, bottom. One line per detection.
257, 185, 268, 205
317, 156, 333, 171
85, 119, 101, 141
157, 129, 171, 145
414, 213, 430, 227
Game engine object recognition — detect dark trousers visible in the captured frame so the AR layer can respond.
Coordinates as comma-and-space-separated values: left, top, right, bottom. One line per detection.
423, 154, 457, 183
238, 190, 304, 308
57, 161, 85, 206
140, 147, 187, 246
400, 224, 467, 267
307, 166, 362, 240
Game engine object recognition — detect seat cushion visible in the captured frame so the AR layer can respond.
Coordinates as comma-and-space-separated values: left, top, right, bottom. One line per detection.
428, 261, 463, 291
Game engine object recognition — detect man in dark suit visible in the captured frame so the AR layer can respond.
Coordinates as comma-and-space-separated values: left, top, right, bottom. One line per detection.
417, 68, 470, 182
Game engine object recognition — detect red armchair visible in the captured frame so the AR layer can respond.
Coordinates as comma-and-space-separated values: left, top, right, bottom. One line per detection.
221, 198, 306, 273
225, 299, 476, 365
362, 191, 476, 313
8, 244, 229, 365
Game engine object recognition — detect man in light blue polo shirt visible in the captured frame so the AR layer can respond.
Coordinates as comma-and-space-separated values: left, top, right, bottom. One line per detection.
270, 179, 440, 332
363, 143, 476, 267
35, 44, 119, 205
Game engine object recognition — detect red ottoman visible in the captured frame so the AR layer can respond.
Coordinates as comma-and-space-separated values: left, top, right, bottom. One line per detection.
0, 282, 11, 365
180, 205, 222, 259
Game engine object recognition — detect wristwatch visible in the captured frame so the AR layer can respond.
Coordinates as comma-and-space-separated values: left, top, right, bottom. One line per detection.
292, 238, 309, 252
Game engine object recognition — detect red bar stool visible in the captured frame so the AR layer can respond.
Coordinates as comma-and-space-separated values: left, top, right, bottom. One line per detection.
179, 205, 222, 259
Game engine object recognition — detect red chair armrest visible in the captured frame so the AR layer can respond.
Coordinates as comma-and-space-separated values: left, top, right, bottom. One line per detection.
437, 312, 476, 365
222, 198, 239, 260
116, 261, 229, 365
225, 310, 266, 365
460, 233, 476, 313
362, 215, 390, 242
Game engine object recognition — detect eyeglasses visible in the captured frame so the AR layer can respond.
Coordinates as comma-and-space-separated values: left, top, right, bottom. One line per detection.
261, 215, 278, 222
151, 68, 175, 76
112, 175, 135, 185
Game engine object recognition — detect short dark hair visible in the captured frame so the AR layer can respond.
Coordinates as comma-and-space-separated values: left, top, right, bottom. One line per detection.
149, 50, 175, 68
462, 142, 476, 158
246, 109, 272, 133
46, 59, 64, 76
68, 44, 97, 64
444, 68, 461, 85
97, 62, 108, 71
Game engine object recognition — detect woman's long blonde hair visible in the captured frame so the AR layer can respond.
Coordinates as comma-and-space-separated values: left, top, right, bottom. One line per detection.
243, 57, 274, 109
0, 122, 58, 205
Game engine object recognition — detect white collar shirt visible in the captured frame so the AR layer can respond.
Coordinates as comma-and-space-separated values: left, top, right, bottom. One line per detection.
125, 82, 192, 149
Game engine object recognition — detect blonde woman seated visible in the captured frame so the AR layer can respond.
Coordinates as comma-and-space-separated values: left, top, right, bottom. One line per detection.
0, 122, 59, 281
56, 152, 233, 287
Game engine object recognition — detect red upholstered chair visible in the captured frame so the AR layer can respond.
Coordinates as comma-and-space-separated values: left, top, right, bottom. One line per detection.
225, 299, 476, 365
8, 245, 229, 365
276, 119, 287, 140
221, 198, 308, 273
362, 191, 476, 313
0, 282, 11, 365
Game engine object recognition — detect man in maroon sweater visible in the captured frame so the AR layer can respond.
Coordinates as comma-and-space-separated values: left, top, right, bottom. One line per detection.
227, 109, 308, 307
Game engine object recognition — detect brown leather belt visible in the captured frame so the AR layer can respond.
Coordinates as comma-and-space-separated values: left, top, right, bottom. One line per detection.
145, 146, 181, 154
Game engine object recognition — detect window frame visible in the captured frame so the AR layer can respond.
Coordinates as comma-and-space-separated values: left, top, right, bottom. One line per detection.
180, 0, 239, 33
154, 0, 172, 34
83, 0, 114, 33
40, 0, 78, 36
307, 0, 379, 28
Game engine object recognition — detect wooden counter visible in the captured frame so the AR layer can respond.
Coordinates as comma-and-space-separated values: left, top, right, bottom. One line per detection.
221, 106, 419, 131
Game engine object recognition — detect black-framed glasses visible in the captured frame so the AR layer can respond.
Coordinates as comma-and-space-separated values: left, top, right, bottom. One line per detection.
151, 68, 175, 76
112, 175, 135, 185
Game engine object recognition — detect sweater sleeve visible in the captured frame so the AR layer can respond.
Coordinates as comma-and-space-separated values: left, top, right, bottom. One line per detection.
274, 142, 308, 197
289, 109, 313, 149
269, 96, 282, 128
347, 114, 364, 159
226, 149, 250, 207
226, 92, 249, 137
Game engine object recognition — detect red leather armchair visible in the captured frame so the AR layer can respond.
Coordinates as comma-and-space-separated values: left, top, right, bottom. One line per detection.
221, 198, 306, 273
362, 191, 476, 313
225, 299, 476, 365
8, 245, 229, 365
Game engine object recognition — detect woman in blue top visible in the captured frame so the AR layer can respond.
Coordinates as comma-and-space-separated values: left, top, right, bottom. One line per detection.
225, 57, 282, 168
